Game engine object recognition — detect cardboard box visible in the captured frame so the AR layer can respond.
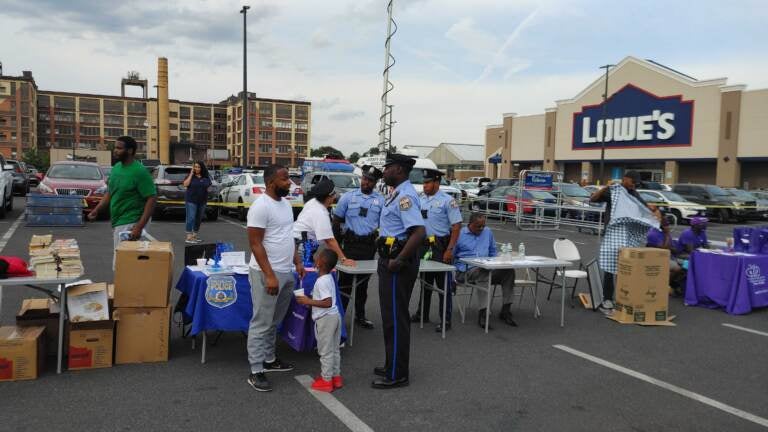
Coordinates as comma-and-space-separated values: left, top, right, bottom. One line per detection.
68, 321, 114, 370
0, 326, 45, 381
16, 298, 61, 356
114, 306, 171, 364
612, 248, 672, 325
114, 242, 173, 308
67, 283, 110, 323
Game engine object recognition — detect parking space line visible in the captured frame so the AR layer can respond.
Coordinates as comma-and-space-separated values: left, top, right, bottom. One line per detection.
0, 213, 25, 253
722, 323, 768, 337
295, 375, 375, 432
553, 344, 768, 428
221, 218, 247, 230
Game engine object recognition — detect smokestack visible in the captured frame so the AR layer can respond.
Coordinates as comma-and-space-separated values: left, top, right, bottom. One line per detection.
158, 57, 170, 164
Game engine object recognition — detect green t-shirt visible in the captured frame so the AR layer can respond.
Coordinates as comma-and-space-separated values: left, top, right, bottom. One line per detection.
108, 160, 156, 227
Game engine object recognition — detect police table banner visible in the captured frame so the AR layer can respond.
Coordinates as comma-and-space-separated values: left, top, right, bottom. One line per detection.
572, 84, 694, 150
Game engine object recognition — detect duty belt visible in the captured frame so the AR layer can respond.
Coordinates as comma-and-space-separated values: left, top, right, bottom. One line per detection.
376, 236, 404, 259
344, 231, 377, 243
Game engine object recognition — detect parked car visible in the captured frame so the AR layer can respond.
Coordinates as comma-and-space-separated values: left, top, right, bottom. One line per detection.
100, 165, 112, 181
466, 176, 491, 187
583, 185, 600, 194
220, 173, 303, 220
638, 180, 665, 191
554, 182, 604, 221
25, 166, 40, 187
454, 181, 480, 198
37, 161, 107, 211
150, 165, 219, 221
637, 189, 707, 223
672, 184, 753, 223
5, 160, 30, 196
301, 171, 360, 202
0, 154, 15, 218
477, 178, 517, 197
723, 188, 768, 219
469, 185, 557, 216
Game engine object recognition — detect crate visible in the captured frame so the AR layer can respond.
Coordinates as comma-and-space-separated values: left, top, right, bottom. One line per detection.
25, 194, 85, 227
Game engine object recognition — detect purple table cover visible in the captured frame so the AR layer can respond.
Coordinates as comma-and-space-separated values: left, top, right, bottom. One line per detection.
685, 251, 768, 314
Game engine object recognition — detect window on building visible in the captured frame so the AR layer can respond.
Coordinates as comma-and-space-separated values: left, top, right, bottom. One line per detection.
127, 101, 146, 115
54, 96, 75, 110
169, 111, 178, 118
259, 102, 272, 117
214, 109, 227, 120
181, 133, 190, 142
295, 133, 307, 143
275, 119, 292, 130
194, 132, 211, 141
277, 145, 291, 154
260, 119, 273, 129
11, 132, 17, 141
103, 99, 124, 114
295, 122, 308, 131
170, 123, 178, 130
127, 117, 147, 128
194, 121, 211, 131
295, 105, 308, 120
180, 121, 190, 131
104, 115, 123, 126
37, 95, 50, 108
80, 114, 100, 124
19, 83, 30, 100
276, 131, 291, 141
275, 104, 292, 119
180, 106, 191, 119
56, 138, 74, 148
259, 131, 273, 141
259, 144, 271, 153
54, 113, 75, 122
259, 157, 273, 166
193, 106, 211, 120
80, 126, 100, 136
105, 127, 123, 137
128, 129, 147, 139
58, 125, 74, 135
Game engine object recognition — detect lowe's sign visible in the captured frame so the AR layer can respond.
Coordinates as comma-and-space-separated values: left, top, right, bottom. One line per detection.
572, 84, 694, 150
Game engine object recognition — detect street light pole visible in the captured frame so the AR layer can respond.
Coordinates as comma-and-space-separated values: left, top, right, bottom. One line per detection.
597, 64, 613, 185
240, 5, 250, 168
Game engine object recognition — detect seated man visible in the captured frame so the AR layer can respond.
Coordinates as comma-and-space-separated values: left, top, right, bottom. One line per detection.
646, 219, 685, 296
453, 212, 517, 329
677, 216, 710, 257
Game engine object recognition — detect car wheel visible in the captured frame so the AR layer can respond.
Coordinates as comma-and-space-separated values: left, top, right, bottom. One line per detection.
238, 199, 247, 221
0, 190, 7, 219
21, 184, 28, 197
6, 192, 12, 211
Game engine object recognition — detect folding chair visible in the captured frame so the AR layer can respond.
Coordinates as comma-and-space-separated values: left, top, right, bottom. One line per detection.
547, 238, 590, 305
513, 268, 541, 318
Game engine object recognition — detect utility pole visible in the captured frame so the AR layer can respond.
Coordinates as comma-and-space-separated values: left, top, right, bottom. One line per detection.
597, 64, 613, 185
378, 0, 396, 154
240, 5, 250, 167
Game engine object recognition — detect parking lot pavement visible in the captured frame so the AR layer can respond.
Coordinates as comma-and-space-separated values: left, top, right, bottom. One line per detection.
1, 199, 767, 431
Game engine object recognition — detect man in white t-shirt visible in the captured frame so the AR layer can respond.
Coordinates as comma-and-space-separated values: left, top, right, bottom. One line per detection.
246, 164, 306, 393
293, 179, 353, 267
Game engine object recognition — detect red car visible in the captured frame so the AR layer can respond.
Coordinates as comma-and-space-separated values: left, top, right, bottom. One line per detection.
37, 161, 108, 211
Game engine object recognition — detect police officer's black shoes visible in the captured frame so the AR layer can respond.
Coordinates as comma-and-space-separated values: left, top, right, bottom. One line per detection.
373, 366, 387, 377
435, 321, 452, 332
410, 313, 428, 323
355, 317, 375, 329
478, 309, 492, 330
371, 377, 409, 389
499, 303, 518, 327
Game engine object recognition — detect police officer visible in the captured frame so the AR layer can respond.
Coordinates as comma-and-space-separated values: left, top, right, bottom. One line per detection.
372, 153, 425, 389
332, 165, 384, 329
410, 168, 462, 333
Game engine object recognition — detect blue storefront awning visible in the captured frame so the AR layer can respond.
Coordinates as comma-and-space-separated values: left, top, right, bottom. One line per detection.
488, 155, 502, 164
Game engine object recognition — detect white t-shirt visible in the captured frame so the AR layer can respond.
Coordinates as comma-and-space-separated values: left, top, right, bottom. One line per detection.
293, 198, 334, 241
247, 194, 295, 273
311, 273, 339, 320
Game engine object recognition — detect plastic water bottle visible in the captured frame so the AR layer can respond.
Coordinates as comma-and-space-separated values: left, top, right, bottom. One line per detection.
518, 242, 526, 259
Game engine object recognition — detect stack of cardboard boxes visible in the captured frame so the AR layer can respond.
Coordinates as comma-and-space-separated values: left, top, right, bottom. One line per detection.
610, 247, 675, 326
113, 242, 174, 364
67, 282, 113, 370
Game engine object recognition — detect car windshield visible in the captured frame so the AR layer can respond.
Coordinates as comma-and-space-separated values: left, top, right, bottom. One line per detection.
660, 191, 686, 202
101, 166, 112, 176
251, 174, 265, 185
560, 183, 591, 198
706, 185, 731, 196
329, 174, 360, 188
409, 170, 426, 185
165, 167, 192, 181
527, 190, 556, 200
640, 192, 660, 202
47, 164, 103, 180
727, 189, 755, 199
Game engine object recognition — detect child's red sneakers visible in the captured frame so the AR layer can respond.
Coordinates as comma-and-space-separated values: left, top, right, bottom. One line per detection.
332, 375, 344, 389
311, 376, 334, 392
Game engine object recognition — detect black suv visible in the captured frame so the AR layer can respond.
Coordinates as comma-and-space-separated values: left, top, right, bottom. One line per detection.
150, 165, 219, 221
477, 178, 517, 196
672, 184, 753, 223
5, 160, 30, 196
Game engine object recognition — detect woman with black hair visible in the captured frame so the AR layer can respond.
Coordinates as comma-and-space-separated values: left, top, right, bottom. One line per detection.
183, 161, 212, 244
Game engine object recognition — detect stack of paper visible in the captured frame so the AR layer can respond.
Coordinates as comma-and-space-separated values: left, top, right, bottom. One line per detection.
28, 237, 84, 279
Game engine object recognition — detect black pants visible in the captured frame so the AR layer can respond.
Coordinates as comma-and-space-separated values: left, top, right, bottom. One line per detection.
378, 255, 420, 381
339, 238, 377, 318
413, 238, 452, 322
603, 272, 615, 302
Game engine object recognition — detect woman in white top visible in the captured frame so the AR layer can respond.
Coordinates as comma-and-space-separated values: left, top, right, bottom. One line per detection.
293, 179, 354, 266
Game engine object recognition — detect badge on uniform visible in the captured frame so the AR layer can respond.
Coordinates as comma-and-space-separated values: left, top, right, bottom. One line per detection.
450, 199, 458, 208
399, 197, 412, 211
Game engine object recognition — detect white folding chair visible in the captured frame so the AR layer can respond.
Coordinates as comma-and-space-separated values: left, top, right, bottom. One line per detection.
547, 238, 590, 305
513, 268, 541, 318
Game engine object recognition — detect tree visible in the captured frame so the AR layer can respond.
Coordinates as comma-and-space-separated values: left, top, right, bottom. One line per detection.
310, 146, 345, 160
22, 148, 50, 171
349, 152, 360, 164
364, 147, 379, 156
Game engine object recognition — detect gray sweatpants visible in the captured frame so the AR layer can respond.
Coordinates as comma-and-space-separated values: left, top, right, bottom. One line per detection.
314, 313, 341, 380
247, 269, 295, 373
462, 267, 516, 310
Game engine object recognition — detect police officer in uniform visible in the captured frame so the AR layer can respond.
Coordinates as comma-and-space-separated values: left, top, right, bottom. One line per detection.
332, 165, 384, 329
372, 153, 425, 389
410, 168, 462, 332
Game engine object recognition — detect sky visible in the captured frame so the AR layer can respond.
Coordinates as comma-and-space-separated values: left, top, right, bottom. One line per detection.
2, 0, 767, 157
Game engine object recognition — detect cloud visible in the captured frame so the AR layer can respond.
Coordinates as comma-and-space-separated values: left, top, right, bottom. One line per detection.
311, 29, 332, 48
472, 8, 539, 85
329, 109, 366, 121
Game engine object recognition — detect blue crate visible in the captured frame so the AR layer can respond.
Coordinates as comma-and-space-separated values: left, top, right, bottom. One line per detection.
26, 194, 85, 208
25, 212, 84, 227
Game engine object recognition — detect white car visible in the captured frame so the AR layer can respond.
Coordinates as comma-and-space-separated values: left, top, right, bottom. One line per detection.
637, 189, 707, 223
220, 173, 303, 220
454, 181, 479, 198
0, 156, 14, 218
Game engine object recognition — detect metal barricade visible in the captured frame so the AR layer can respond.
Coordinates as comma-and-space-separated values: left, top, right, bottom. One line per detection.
516, 170, 562, 231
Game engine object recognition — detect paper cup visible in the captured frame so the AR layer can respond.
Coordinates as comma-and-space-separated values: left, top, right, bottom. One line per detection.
196, 258, 207, 266
294, 289, 305, 297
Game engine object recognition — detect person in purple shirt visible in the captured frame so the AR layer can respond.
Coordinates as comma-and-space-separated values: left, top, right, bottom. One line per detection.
453, 213, 517, 329
646, 218, 685, 296
678, 216, 710, 255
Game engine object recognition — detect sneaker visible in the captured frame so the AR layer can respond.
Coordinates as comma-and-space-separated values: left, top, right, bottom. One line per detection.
332, 375, 344, 389
247, 372, 272, 392
599, 300, 614, 315
263, 359, 295, 373
311, 376, 334, 392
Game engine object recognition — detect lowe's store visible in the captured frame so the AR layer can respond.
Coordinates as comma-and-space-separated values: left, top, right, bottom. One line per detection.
484, 56, 768, 189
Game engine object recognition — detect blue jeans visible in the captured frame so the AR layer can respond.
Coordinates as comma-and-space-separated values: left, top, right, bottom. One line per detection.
185, 201, 206, 233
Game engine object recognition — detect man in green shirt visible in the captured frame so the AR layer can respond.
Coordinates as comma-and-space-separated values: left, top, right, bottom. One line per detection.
88, 136, 157, 268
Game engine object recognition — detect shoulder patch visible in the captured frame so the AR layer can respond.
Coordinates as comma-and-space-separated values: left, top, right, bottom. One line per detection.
450, 199, 458, 208
399, 197, 412, 211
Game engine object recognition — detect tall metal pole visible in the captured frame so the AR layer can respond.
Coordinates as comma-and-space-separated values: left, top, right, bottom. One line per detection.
597, 64, 613, 185
378, 0, 396, 153
241, 5, 250, 167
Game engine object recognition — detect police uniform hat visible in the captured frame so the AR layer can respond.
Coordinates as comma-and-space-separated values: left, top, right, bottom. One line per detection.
421, 168, 445, 182
311, 178, 336, 198
383, 153, 416, 168
361, 165, 383, 180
